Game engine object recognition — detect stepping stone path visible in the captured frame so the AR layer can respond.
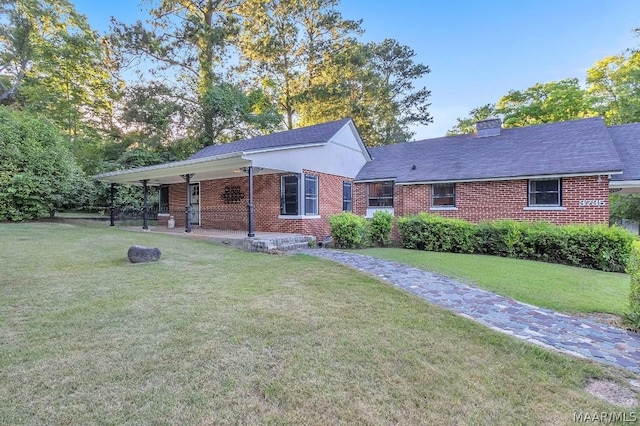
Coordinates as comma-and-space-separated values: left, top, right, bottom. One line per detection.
298, 249, 640, 374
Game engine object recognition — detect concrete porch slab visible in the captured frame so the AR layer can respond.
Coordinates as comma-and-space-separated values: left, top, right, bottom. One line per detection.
119, 226, 316, 252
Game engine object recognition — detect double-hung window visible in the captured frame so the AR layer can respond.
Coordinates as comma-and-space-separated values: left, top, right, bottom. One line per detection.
280, 174, 319, 216
431, 183, 455, 207
304, 175, 318, 215
528, 178, 561, 207
367, 181, 394, 207
342, 181, 353, 212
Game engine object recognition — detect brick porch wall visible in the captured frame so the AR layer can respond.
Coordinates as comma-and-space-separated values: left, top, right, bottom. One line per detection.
165, 170, 352, 239
354, 175, 610, 229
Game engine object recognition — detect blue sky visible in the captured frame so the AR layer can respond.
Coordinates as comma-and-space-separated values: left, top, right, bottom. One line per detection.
73, 0, 640, 140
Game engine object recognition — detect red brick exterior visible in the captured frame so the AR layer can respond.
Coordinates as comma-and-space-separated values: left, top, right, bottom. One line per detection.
354, 175, 610, 226
164, 170, 351, 239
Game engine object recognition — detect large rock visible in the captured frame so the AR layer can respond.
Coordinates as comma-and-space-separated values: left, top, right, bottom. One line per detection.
127, 245, 161, 263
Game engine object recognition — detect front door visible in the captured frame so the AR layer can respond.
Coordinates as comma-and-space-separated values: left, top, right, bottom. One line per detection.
190, 183, 200, 225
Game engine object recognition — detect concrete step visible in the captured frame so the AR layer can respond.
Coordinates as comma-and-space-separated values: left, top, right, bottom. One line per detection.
243, 235, 316, 253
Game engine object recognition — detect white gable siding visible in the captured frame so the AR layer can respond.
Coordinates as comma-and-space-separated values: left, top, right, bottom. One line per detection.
246, 123, 368, 177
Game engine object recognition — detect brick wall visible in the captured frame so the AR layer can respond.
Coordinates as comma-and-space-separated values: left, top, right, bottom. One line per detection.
165, 170, 352, 239
354, 175, 610, 226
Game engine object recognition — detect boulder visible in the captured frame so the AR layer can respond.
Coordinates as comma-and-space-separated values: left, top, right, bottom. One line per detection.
127, 245, 161, 263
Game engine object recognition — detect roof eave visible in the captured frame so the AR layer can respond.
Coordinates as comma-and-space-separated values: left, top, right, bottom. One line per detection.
93, 152, 250, 184
393, 170, 624, 185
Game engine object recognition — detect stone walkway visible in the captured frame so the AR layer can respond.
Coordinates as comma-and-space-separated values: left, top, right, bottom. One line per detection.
298, 249, 640, 374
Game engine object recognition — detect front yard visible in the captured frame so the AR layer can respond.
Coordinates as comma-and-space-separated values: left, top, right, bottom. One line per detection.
0, 222, 637, 424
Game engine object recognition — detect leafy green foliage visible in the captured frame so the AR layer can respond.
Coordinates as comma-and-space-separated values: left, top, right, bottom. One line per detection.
496, 78, 597, 128
624, 242, 640, 331
628, 242, 640, 313
329, 212, 368, 249
1, 0, 119, 136
397, 213, 476, 253
587, 52, 640, 125
397, 214, 633, 272
610, 194, 640, 223
0, 107, 86, 220
368, 210, 394, 247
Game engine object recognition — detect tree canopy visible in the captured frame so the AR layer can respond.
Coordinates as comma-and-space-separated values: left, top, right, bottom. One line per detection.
0, 107, 85, 220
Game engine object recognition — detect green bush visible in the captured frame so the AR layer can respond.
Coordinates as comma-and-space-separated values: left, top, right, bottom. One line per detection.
0, 107, 87, 220
398, 213, 475, 253
628, 242, 640, 314
368, 210, 394, 247
397, 213, 633, 272
329, 212, 368, 249
624, 242, 640, 331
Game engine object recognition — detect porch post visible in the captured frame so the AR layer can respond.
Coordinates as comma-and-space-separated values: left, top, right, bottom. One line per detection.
247, 166, 255, 237
184, 174, 192, 233
141, 179, 149, 230
109, 183, 116, 227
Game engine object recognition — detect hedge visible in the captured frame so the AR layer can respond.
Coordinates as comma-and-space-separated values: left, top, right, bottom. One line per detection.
397, 213, 633, 272
328, 212, 368, 249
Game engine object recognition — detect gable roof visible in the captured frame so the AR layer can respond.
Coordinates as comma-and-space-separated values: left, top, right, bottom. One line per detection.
608, 122, 640, 182
355, 117, 624, 183
190, 118, 355, 159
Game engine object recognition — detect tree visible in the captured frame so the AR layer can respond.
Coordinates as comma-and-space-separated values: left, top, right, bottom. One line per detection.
237, 0, 362, 130
0, 0, 119, 136
610, 194, 640, 226
587, 52, 640, 125
296, 38, 431, 145
111, 0, 279, 146
496, 78, 596, 128
0, 107, 86, 220
447, 103, 499, 136
367, 38, 432, 143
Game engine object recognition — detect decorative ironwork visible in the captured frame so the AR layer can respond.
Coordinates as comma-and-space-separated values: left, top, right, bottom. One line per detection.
221, 186, 245, 204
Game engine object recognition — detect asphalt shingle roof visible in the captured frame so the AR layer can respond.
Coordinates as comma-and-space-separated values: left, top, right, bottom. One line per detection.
356, 117, 624, 183
189, 118, 353, 159
609, 122, 640, 181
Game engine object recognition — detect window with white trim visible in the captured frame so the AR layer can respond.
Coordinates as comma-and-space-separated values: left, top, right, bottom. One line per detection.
367, 181, 394, 207
528, 178, 561, 207
281, 175, 299, 215
280, 174, 319, 216
342, 181, 352, 212
431, 183, 455, 207
304, 175, 318, 215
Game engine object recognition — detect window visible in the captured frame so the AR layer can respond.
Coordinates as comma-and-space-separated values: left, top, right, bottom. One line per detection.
281, 175, 299, 215
432, 183, 455, 207
304, 175, 318, 215
528, 178, 561, 207
280, 174, 319, 216
342, 181, 353, 212
367, 181, 394, 207
159, 185, 169, 213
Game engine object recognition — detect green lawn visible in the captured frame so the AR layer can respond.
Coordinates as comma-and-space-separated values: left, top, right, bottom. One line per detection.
358, 248, 631, 317
0, 222, 637, 424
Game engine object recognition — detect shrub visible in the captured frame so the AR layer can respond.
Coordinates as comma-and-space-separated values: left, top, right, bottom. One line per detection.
329, 212, 368, 249
628, 241, 640, 314
398, 213, 475, 253
368, 210, 394, 247
397, 213, 633, 272
624, 242, 640, 331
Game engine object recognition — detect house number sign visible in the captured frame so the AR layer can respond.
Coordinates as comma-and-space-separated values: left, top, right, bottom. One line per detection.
579, 200, 606, 207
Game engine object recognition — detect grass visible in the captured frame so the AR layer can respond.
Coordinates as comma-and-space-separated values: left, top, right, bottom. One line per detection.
0, 222, 638, 424
358, 248, 631, 317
